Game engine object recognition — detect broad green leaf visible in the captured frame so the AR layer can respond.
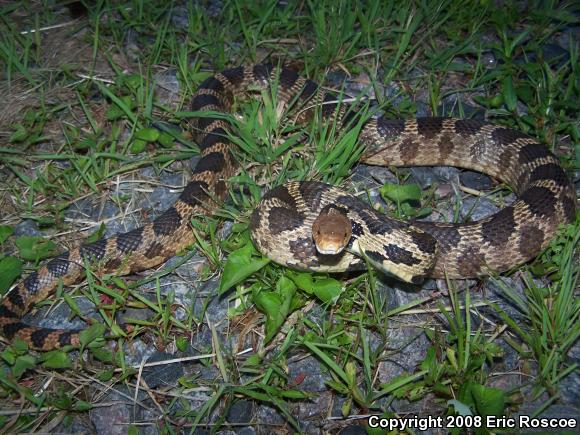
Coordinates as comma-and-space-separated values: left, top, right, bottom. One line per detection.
12, 339, 29, 353
91, 347, 113, 363
447, 399, 473, 416
79, 323, 107, 348
12, 355, 36, 379
97, 369, 115, 382
380, 183, 422, 204
420, 346, 436, 371
287, 271, 343, 304
219, 242, 270, 294
0, 256, 23, 294
41, 350, 72, 369
252, 276, 296, 343
471, 384, 506, 417
10, 124, 28, 142
135, 127, 160, 142
104, 95, 135, 121
158, 132, 174, 148
176, 336, 188, 352
14, 236, 58, 261
74, 138, 97, 150
130, 138, 147, 154
73, 400, 93, 411
0, 225, 13, 244
0, 348, 16, 365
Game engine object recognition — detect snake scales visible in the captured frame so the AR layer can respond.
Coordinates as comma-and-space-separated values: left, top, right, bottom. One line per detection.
1, 64, 575, 350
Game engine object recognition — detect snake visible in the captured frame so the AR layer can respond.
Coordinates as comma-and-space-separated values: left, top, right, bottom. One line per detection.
0, 64, 575, 350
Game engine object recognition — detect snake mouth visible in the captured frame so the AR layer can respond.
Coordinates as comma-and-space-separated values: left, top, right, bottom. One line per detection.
315, 242, 346, 256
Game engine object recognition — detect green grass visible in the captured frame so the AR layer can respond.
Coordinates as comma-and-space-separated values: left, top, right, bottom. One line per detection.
0, 0, 578, 433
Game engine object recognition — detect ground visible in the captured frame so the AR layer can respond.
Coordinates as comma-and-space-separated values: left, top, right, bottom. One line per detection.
0, 1, 578, 434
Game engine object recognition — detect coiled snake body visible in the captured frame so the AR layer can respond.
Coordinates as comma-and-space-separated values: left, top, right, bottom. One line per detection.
1, 65, 575, 350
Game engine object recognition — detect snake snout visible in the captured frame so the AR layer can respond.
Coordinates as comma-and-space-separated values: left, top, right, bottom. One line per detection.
312, 205, 352, 255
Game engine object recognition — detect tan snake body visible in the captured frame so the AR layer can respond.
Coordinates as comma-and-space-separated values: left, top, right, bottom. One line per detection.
0, 64, 575, 350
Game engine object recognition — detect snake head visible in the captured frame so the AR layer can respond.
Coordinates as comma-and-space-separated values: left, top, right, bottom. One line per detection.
312, 205, 352, 255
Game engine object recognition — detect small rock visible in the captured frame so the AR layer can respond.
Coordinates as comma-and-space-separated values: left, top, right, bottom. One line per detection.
154, 69, 181, 109
89, 387, 138, 435
227, 400, 254, 424
338, 424, 367, 435
13, 219, 41, 237
170, 6, 189, 29
410, 167, 459, 189
460, 197, 499, 221
459, 170, 493, 190
288, 356, 328, 393
117, 306, 155, 325
558, 341, 580, 406
22, 296, 96, 329
481, 51, 497, 69
65, 197, 123, 237
352, 164, 397, 187
435, 183, 453, 199
139, 351, 184, 388
415, 101, 431, 118
53, 413, 96, 434
122, 339, 159, 367
139, 172, 182, 214
255, 404, 286, 427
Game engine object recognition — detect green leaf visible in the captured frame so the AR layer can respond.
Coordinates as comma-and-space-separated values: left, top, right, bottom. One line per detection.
73, 400, 93, 411
502, 76, 517, 111
79, 323, 107, 348
0, 257, 23, 294
380, 183, 422, 204
471, 384, 506, 417
105, 95, 135, 121
105, 105, 124, 121
219, 242, 270, 294
0, 348, 16, 365
377, 370, 428, 398
158, 132, 174, 148
12, 355, 36, 379
252, 276, 296, 343
287, 271, 343, 304
279, 389, 310, 400
9, 124, 28, 142
448, 399, 473, 416
91, 347, 113, 363
11, 339, 29, 353
123, 74, 142, 90
130, 138, 147, 154
0, 225, 13, 244
14, 236, 58, 261
41, 350, 72, 369
96, 369, 115, 382
74, 137, 97, 150
176, 336, 188, 352
326, 380, 349, 395
135, 127, 160, 142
